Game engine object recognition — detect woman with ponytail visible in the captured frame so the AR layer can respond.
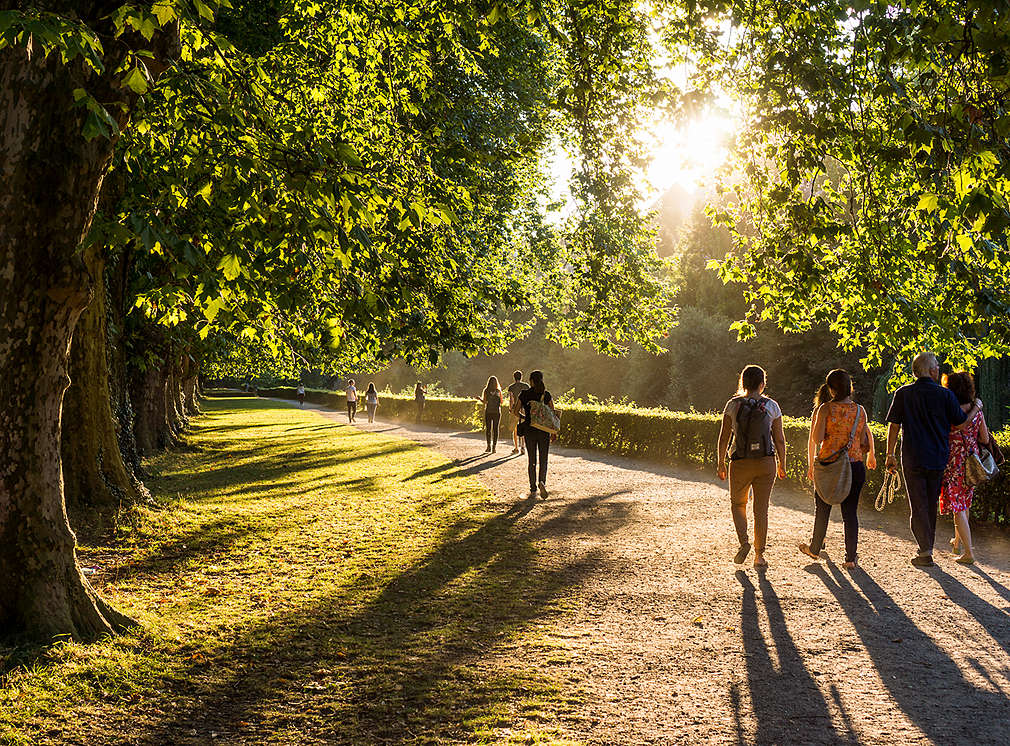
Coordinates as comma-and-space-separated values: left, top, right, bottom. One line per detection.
799, 369, 876, 568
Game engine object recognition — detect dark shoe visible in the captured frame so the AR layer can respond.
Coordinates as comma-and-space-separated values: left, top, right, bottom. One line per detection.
538, 481, 548, 499
733, 543, 751, 565
910, 554, 934, 568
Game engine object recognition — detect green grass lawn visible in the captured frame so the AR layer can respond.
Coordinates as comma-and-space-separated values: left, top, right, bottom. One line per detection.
0, 398, 582, 745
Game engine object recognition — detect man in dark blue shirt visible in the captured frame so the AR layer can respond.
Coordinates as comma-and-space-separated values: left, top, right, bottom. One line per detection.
885, 351, 980, 567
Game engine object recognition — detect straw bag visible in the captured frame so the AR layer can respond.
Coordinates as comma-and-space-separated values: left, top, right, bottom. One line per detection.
812, 405, 864, 505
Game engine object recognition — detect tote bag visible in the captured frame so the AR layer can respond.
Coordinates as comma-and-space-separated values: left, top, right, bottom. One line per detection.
966, 446, 998, 486
812, 406, 864, 505
529, 399, 560, 435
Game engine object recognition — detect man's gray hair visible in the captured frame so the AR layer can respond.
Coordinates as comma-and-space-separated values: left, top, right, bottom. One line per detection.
912, 351, 939, 378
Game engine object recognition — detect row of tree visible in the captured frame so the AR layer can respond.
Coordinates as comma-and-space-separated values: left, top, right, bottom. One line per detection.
0, 1, 677, 641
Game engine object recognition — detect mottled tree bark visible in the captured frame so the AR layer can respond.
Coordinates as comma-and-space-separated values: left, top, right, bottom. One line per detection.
0, 8, 177, 640
0, 50, 132, 640
132, 362, 172, 456
183, 356, 201, 415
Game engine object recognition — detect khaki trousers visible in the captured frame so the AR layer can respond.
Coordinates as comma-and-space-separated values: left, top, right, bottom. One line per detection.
729, 456, 777, 552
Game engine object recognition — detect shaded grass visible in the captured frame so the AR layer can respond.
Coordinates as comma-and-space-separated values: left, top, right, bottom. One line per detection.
0, 397, 584, 745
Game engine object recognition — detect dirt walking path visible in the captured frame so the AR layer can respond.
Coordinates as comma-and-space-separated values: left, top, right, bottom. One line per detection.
297, 401, 1010, 744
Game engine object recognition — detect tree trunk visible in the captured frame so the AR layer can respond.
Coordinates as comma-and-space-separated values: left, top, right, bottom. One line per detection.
168, 358, 188, 433
0, 49, 134, 640
62, 256, 149, 522
132, 363, 172, 456
183, 356, 201, 415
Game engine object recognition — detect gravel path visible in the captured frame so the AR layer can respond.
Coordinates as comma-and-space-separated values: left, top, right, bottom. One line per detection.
297, 402, 1010, 744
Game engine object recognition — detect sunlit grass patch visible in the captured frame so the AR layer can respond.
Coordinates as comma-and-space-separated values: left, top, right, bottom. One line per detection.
0, 397, 582, 745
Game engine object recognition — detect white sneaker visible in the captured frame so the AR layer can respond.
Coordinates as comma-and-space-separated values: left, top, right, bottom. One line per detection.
538, 481, 548, 499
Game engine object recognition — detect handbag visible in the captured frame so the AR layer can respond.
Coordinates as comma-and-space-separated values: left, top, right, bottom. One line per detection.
812, 405, 864, 505
529, 398, 560, 435
966, 445, 999, 486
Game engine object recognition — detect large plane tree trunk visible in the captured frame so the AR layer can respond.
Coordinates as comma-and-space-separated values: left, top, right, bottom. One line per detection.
0, 13, 177, 641
0, 51, 135, 640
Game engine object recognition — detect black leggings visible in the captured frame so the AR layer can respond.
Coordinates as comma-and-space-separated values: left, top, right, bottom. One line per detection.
484, 411, 500, 449
524, 429, 550, 489
809, 461, 866, 563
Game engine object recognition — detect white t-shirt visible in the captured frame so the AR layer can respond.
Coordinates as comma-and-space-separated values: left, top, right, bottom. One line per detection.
346, 385, 357, 402
297, 385, 305, 394
722, 396, 782, 436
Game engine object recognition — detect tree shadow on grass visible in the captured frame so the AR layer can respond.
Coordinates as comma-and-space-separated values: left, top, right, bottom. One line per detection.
811, 564, 1010, 743
732, 570, 850, 745
403, 453, 487, 482
129, 491, 632, 745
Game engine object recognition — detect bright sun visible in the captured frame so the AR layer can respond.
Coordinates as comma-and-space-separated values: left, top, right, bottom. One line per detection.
644, 114, 735, 195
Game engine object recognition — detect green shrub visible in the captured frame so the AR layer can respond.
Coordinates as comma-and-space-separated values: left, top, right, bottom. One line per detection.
259, 388, 1009, 525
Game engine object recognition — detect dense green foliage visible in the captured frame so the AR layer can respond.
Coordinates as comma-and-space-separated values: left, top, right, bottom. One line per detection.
353, 204, 876, 417
667, 0, 1010, 374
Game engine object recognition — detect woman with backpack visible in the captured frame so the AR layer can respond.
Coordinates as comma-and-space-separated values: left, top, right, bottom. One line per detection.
717, 365, 787, 568
518, 370, 557, 498
799, 369, 876, 569
478, 376, 503, 453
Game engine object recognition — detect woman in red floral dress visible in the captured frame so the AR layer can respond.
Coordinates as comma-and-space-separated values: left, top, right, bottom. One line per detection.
940, 372, 990, 565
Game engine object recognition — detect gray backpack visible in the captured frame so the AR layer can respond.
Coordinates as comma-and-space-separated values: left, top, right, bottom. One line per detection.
731, 397, 774, 460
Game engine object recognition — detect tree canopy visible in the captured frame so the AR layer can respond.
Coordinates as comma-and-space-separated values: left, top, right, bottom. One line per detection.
667, 0, 1010, 374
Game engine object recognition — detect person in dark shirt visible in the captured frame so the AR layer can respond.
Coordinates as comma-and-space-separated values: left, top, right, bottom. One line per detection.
518, 370, 556, 499
506, 371, 530, 456
885, 351, 981, 567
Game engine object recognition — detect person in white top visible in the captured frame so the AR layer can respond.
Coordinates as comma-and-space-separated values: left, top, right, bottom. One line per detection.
296, 383, 305, 407
345, 379, 357, 422
716, 365, 787, 568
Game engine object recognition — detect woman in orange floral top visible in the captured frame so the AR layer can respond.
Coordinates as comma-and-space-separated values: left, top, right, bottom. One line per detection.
799, 369, 877, 568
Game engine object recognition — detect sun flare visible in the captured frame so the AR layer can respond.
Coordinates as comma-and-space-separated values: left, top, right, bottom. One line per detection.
645, 114, 736, 195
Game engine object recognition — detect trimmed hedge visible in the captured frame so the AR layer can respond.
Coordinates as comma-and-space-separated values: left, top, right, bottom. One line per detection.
259, 388, 1010, 525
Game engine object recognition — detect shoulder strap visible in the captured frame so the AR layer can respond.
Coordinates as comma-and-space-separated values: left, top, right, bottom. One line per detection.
845, 405, 864, 449
819, 405, 864, 464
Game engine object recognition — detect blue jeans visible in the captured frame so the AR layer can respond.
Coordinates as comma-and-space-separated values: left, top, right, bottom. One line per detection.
903, 464, 944, 554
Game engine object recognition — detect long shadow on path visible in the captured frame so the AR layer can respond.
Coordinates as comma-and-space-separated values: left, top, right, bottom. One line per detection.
813, 564, 1010, 744
732, 571, 853, 745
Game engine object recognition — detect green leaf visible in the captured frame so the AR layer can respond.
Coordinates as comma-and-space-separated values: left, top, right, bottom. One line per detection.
122, 66, 148, 94
193, 0, 214, 21
152, 1, 178, 26
916, 193, 939, 212
217, 254, 241, 281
